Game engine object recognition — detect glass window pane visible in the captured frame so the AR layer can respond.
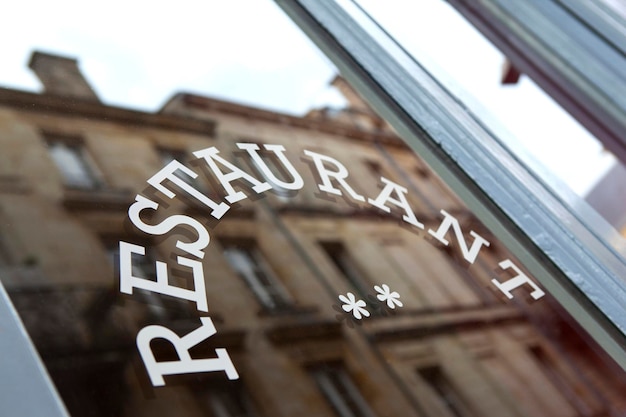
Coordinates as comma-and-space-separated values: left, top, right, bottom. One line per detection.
48, 140, 100, 189
0, 1, 624, 416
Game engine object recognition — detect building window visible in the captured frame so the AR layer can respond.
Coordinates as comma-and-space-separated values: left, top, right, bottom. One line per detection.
320, 241, 370, 301
221, 241, 292, 312
365, 160, 385, 178
200, 382, 260, 417
158, 147, 188, 167
310, 363, 377, 417
45, 134, 101, 189
158, 147, 197, 185
417, 366, 475, 417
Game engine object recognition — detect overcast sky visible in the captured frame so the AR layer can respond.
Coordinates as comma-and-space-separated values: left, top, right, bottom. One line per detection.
0, 0, 344, 112
0, 0, 615, 196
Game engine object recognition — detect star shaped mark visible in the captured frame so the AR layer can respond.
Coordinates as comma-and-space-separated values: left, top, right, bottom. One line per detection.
374, 284, 403, 309
338, 292, 370, 320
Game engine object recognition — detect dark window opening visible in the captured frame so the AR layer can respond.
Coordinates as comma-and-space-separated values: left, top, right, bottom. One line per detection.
158, 147, 188, 167
199, 381, 261, 417
320, 241, 371, 302
221, 240, 292, 312
528, 346, 599, 416
44, 133, 102, 189
310, 363, 377, 417
418, 366, 475, 417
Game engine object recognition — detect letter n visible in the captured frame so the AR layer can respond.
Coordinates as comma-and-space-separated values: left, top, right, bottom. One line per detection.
428, 210, 490, 264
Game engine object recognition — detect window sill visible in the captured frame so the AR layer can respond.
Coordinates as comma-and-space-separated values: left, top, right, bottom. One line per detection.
266, 317, 342, 345
62, 187, 134, 211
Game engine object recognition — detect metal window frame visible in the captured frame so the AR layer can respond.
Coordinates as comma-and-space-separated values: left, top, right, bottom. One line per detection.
446, 0, 626, 165
0, 284, 69, 416
274, 0, 626, 369
44, 133, 104, 190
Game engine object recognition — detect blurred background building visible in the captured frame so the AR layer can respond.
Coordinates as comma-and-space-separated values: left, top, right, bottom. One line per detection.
0, 51, 624, 417
586, 163, 626, 235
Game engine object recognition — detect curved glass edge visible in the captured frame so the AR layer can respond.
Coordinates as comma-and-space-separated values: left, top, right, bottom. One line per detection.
274, 0, 626, 369
0, 282, 69, 417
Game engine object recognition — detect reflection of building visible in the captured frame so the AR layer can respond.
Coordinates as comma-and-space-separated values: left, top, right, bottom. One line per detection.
586, 162, 626, 236
0, 51, 624, 416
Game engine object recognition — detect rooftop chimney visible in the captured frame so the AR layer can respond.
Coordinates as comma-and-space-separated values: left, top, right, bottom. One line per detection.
28, 51, 100, 102
331, 76, 373, 113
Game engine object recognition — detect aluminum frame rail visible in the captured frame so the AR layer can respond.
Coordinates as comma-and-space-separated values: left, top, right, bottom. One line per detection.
447, 0, 626, 165
275, 0, 626, 369
0, 283, 69, 416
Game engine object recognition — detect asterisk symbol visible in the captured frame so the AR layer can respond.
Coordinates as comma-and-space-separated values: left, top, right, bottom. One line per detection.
338, 292, 370, 320
374, 284, 403, 309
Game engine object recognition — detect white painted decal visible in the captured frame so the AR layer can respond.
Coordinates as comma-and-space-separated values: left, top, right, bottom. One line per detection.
428, 209, 490, 264
303, 149, 366, 202
491, 259, 546, 300
368, 177, 424, 228
137, 317, 239, 386
119, 143, 544, 386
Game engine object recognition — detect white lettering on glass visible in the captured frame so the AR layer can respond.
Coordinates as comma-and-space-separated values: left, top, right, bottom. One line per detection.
491, 259, 545, 300
237, 143, 304, 190
147, 160, 230, 219
119, 241, 209, 312
194, 146, 272, 203
428, 209, 490, 264
128, 195, 209, 259
304, 150, 365, 202
368, 177, 424, 228
136, 317, 239, 386
118, 142, 545, 386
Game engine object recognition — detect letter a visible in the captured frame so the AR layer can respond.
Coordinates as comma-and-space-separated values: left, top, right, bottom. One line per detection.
368, 177, 424, 228
237, 143, 304, 190
194, 147, 272, 203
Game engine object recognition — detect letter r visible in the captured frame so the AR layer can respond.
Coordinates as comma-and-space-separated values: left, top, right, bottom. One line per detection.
137, 317, 239, 386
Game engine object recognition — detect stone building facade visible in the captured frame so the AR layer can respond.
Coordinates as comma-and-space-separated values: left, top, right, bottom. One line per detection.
0, 51, 624, 417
